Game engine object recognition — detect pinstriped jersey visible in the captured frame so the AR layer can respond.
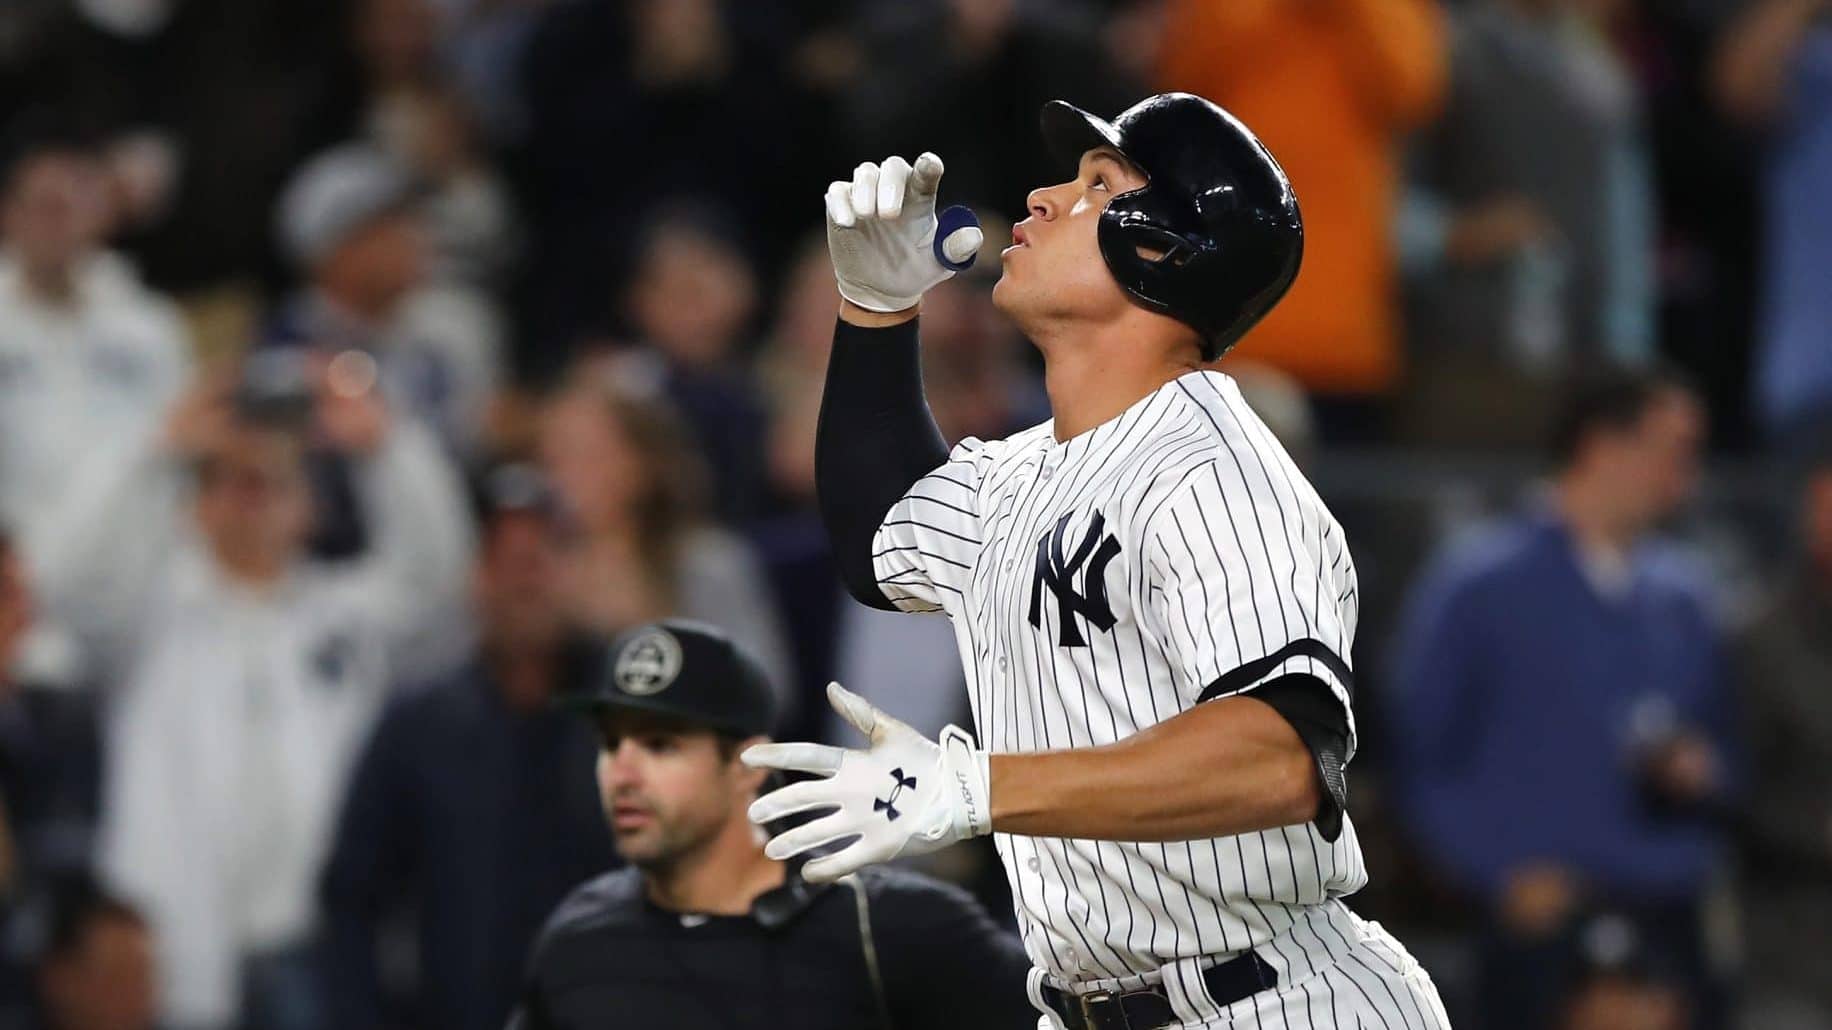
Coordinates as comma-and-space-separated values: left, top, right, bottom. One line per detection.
871, 369, 1368, 985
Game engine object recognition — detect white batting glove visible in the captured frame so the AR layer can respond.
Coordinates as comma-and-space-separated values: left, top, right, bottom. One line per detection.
825, 152, 984, 313
743, 682, 991, 883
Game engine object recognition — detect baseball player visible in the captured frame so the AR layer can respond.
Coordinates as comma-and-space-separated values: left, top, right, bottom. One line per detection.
742, 93, 1452, 1029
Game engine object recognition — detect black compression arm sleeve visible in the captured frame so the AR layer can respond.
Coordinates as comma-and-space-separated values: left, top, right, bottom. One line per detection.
816, 317, 950, 611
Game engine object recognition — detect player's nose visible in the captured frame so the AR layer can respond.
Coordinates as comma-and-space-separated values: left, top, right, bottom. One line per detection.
1026, 183, 1063, 222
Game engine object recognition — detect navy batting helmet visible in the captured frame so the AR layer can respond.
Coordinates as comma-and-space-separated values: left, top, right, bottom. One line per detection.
1038, 93, 1303, 361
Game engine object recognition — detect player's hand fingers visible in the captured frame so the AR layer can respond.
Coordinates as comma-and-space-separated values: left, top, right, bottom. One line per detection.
741, 741, 843, 776
762, 813, 858, 863
877, 155, 911, 220
747, 779, 842, 825
826, 682, 883, 742
850, 162, 880, 222
941, 225, 983, 264
909, 152, 945, 197
825, 180, 855, 229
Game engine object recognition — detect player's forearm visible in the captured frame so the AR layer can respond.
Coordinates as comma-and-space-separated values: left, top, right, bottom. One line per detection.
815, 314, 950, 609
988, 696, 1320, 841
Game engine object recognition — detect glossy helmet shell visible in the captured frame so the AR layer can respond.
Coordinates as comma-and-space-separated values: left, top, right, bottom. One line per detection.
1039, 93, 1303, 361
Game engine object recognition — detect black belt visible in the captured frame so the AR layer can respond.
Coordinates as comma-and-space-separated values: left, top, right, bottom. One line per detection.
1041, 952, 1278, 1030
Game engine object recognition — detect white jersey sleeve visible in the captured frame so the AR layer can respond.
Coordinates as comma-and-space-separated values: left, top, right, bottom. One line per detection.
1141, 457, 1359, 752
868, 436, 991, 614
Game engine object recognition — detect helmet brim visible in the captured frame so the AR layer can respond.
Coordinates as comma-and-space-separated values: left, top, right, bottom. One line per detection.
1040, 101, 1128, 178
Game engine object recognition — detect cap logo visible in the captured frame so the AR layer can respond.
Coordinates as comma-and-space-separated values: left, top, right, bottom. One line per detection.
615, 628, 683, 696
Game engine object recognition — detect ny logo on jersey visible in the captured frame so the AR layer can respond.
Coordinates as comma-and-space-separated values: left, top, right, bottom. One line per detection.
1029, 511, 1122, 648
874, 768, 917, 820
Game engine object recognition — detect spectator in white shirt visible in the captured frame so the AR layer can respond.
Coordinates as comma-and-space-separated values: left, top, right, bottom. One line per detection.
0, 127, 191, 557
36, 358, 471, 1030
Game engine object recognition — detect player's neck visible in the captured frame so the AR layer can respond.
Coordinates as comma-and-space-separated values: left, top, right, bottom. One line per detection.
1040, 328, 1200, 442
643, 812, 785, 916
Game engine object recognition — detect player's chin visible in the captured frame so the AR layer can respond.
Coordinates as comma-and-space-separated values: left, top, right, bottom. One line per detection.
611, 826, 664, 863
989, 268, 1021, 312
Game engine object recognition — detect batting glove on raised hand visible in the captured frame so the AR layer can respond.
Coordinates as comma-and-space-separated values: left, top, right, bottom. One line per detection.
743, 682, 990, 883
825, 152, 984, 313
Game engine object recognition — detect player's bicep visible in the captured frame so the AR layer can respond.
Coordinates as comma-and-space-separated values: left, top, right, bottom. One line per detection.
870, 441, 987, 613
1147, 464, 1357, 749
1146, 476, 1356, 839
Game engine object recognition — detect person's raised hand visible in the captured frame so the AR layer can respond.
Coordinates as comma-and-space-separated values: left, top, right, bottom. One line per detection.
825, 152, 983, 314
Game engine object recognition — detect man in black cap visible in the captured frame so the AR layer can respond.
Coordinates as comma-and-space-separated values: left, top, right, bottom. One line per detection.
508, 619, 1035, 1030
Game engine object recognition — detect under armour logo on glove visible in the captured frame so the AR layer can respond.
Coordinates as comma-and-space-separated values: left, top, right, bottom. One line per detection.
874, 768, 918, 820
742, 683, 991, 883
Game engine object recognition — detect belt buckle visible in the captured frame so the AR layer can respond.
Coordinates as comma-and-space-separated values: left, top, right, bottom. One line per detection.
1076, 990, 1125, 1029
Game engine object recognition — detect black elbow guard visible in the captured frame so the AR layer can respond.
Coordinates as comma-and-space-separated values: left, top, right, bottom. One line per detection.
1246, 673, 1351, 842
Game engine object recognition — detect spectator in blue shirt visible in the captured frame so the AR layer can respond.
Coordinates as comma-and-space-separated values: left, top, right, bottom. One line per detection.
1390, 368, 1734, 1030
318, 462, 617, 1030
1716, 0, 1832, 450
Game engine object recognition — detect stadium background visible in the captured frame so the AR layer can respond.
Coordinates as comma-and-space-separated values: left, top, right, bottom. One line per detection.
0, 0, 1828, 1027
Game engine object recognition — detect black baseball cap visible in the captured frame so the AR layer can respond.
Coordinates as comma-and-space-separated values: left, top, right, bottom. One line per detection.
566, 620, 778, 739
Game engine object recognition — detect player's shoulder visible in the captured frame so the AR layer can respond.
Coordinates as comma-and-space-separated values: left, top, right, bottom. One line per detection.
1128, 370, 1319, 520
941, 422, 1057, 498
529, 867, 647, 953
957, 421, 1055, 465
1158, 370, 1281, 458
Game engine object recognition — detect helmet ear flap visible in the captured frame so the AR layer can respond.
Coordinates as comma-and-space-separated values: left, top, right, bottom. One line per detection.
1097, 208, 1224, 360
1096, 203, 1185, 316
1121, 223, 1199, 267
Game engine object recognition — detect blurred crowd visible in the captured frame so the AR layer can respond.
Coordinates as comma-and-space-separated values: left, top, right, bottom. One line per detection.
0, 0, 1827, 1028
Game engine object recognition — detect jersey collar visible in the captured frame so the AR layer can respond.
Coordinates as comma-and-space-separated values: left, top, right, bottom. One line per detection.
1041, 368, 1220, 464
639, 864, 832, 931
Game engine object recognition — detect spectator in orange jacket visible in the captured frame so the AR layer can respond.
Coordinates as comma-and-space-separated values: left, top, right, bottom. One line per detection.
1159, 0, 1446, 425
